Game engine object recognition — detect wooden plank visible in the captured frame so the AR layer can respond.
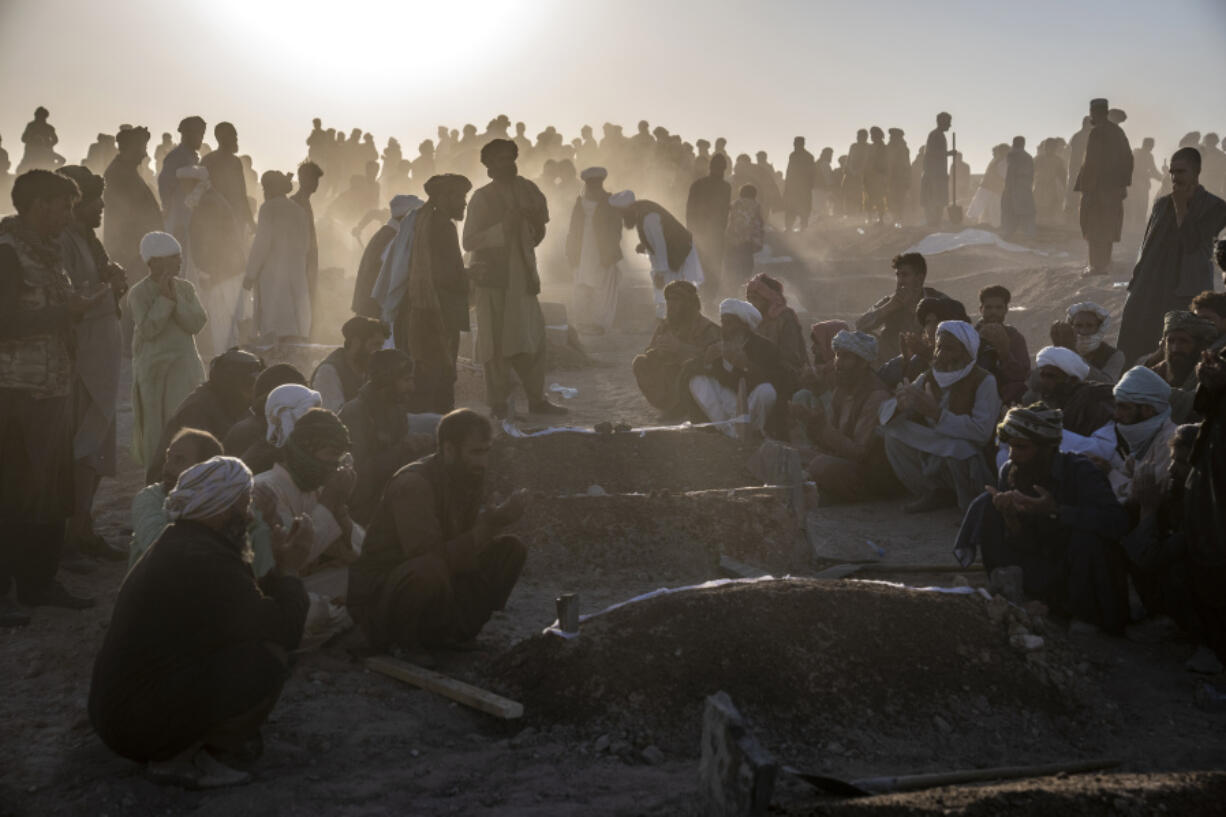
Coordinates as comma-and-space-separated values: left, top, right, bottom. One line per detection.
365, 655, 524, 720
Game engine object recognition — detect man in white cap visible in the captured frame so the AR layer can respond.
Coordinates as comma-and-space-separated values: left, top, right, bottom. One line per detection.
1106, 365, 1176, 505
128, 230, 207, 473
1050, 301, 1125, 383
90, 455, 310, 789
881, 320, 1001, 512
610, 190, 703, 320
686, 298, 791, 439
565, 166, 623, 333
352, 194, 422, 318
1031, 344, 1115, 437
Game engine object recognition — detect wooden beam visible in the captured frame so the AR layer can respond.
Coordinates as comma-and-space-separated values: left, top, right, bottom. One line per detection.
365, 655, 524, 720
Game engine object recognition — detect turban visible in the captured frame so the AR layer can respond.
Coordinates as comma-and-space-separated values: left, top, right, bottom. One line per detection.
916, 297, 968, 325
662, 280, 699, 303
423, 174, 471, 199
1113, 365, 1172, 409
932, 320, 980, 388
746, 273, 788, 320
1067, 301, 1110, 329
580, 166, 607, 182
1090, 98, 1109, 110
389, 194, 424, 219
719, 298, 762, 330
252, 362, 306, 414
265, 384, 323, 448
1035, 345, 1090, 382
479, 138, 517, 165
997, 404, 1064, 445
609, 190, 636, 209
165, 456, 253, 522
341, 315, 389, 343
283, 408, 350, 492
176, 165, 209, 181
810, 320, 849, 364
56, 165, 104, 201
831, 330, 878, 363
210, 348, 263, 381
139, 231, 181, 262
116, 126, 150, 150
1163, 310, 1217, 341
367, 348, 413, 384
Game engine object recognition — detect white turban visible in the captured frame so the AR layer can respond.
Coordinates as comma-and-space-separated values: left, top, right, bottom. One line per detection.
165, 456, 253, 522
719, 298, 762, 330
932, 320, 980, 388
265, 384, 323, 448
1067, 301, 1110, 329
389, 194, 424, 220
139, 231, 182, 262
1035, 345, 1091, 382
831, 329, 878, 363
176, 165, 210, 181
580, 166, 607, 182
1113, 365, 1172, 409
609, 190, 636, 209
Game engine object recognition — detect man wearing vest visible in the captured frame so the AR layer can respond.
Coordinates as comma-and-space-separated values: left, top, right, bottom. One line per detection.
311, 316, 390, 413
609, 190, 704, 319
880, 320, 1001, 514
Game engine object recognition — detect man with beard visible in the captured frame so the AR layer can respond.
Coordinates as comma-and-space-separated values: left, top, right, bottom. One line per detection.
1118, 147, 1226, 362
157, 116, 206, 219
1076, 98, 1133, 276
310, 316, 389, 413
463, 140, 565, 418
200, 122, 254, 234
1050, 302, 1125, 384
791, 330, 896, 504
1149, 310, 1218, 423
339, 350, 435, 526
857, 253, 947, 366
222, 364, 308, 474
145, 348, 264, 484
953, 405, 1130, 634
1106, 366, 1177, 507
783, 137, 816, 232
881, 321, 1000, 513
1191, 291, 1226, 353
103, 127, 162, 288
745, 272, 808, 379
632, 281, 721, 418
128, 427, 223, 567
90, 456, 309, 789
352, 195, 423, 319
1031, 345, 1115, 437
686, 155, 731, 302
567, 167, 624, 334
348, 409, 528, 661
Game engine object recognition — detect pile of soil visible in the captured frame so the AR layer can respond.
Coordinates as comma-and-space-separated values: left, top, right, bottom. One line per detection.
488, 580, 1107, 772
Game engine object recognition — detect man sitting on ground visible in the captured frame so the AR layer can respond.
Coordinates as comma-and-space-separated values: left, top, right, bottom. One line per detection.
348, 409, 528, 661
129, 428, 223, 567
1050, 302, 1125, 383
1149, 309, 1217, 423
632, 280, 721, 418
1031, 345, 1115, 437
790, 330, 896, 503
881, 320, 1001, 512
89, 456, 309, 789
222, 363, 307, 473
1107, 366, 1177, 504
878, 296, 969, 389
976, 285, 1030, 404
686, 299, 792, 439
953, 404, 1130, 634
855, 252, 946, 362
745, 272, 808, 378
310, 316, 390, 412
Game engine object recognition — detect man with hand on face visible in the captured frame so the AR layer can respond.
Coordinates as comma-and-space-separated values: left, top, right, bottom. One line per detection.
348, 409, 529, 663
953, 404, 1130, 634
1106, 366, 1176, 507
128, 427, 223, 567
632, 280, 721, 418
856, 252, 946, 362
1049, 301, 1125, 384
1148, 310, 1218, 423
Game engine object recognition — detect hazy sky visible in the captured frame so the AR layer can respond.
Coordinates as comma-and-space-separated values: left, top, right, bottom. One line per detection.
2, 0, 1225, 176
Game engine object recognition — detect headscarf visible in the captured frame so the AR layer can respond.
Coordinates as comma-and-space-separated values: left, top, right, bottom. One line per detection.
662, 279, 700, 304
580, 166, 607, 181
1067, 301, 1111, 355
140, 231, 181, 262
997, 404, 1064, 445
1163, 310, 1218, 342
265, 384, 323, 448
423, 174, 471, 200
209, 348, 263, 387
251, 363, 306, 415
388, 194, 421, 220
809, 320, 849, 364
165, 456, 253, 522
719, 298, 762, 330
282, 408, 350, 493
1035, 345, 1091, 382
931, 321, 979, 388
831, 330, 878, 363
370, 202, 424, 325
609, 190, 636, 209
1113, 366, 1173, 458
746, 273, 788, 320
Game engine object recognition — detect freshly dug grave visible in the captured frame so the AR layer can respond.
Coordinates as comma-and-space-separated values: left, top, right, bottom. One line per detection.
488, 580, 1108, 773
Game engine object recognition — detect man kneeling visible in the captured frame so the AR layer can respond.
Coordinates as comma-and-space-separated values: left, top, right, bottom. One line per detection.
89, 457, 309, 788
348, 409, 527, 660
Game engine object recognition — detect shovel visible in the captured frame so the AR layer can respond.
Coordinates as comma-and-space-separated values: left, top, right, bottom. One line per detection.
784, 757, 1118, 798
947, 132, 964, 226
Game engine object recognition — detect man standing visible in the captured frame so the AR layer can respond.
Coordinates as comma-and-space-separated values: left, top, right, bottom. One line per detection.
1000, 137, 1036, 240
291, 161, 324, 304
1, 171, 110, 623
462, 140, 565, 418
886, 129, 911, 225
566, 167, 624, 334
686, 155, 732, 303
632, 280, 721, 417
201, 122, 255, 235
921, 112, 952, 228
245, 171, 311, 344
178, 166, 245, 356
348, 409, 528, 659
1075, 98, 1133, 276
1126, 137, 1163, 237
157, 116, 206, 217
1064, 116, 1093, 226
611, 190, 703, 319
352, 195, 422, 318
57, 166, 128, 561
783, 137, 815, 232
103, 127, 162, 286
1118, 147, 1226, 363
844, 130, 869, 218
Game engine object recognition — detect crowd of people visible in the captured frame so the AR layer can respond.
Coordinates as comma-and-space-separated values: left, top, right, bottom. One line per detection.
0, 99, 1224, 789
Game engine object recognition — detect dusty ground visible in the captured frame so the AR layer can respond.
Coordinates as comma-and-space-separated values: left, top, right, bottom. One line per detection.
2, 221, 1223, 817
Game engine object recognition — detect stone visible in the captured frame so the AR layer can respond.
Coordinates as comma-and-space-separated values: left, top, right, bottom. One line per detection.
594, 734, 611, 753
988, 566, 1025, 604
641, 745, 666, 765
1009, 633, 1045, 652
932, 715, 953, 734
699, 691, 777, 817
985, 596, 1009, 624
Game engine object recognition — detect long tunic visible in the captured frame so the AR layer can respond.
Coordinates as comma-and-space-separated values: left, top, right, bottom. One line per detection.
784, 149, 816, 215
921, 129, 949, 209
567, 196, 623, 331
102, 156, 163, 280
881, 370, 1001, 461
186, 188, 245, 355
157, 144, 198, 216
1118, 187, 1226, 363
201, 150, 254, 230
128, 276, 207, 468
633, 314, 721, 413
1075, 121, 1133, 243
352, 223, 397, 317
245, 196, 312, 340
1000, 148, 1036, 231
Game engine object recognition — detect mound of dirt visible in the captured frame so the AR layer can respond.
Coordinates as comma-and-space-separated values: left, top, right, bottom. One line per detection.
488, 580, 1107, 772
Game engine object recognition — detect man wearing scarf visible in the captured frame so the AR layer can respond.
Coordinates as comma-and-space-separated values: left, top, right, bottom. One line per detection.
128, 427, 223, 568
352, 194, 422, 318
685, 155, 731, 301
1149, 310, 1218, 423
1052, 302, 1125, 383
632, 280, 721, 418
792, 330, 896, 504
250, 408, 362, 647
1030, 345, 1115, 437
881, 320, 1000, 513
953, 405, 1130, 633
222, 363, 308, 473
90, 456, 308, 789
1107, 366, 1177, 505
339, 350, 434, 525
310, 316, 389, 413
745, 273, 808, 378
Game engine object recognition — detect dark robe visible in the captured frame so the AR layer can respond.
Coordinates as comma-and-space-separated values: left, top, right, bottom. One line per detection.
1075, 120, 1133, 243
201, 150, 254, 230
757, 309, 808, 379
337, 383, 432, 525
88, 520, 307, 762
312, 347, 364, 409
685, 176, 731, 292
921, 129, 949, 210
564, 193, 623, 270
290, 191, 319, 298
145, 382, 248, 484
784, 148, 816, 224
1186, 380, 1226, 661
353, 223, 397, 317
1118, 187, 1226, 363
222, 412, 278, 475
632, 314, 721, 415
1000, 148, 1036, 235
103, 155, 164, 282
